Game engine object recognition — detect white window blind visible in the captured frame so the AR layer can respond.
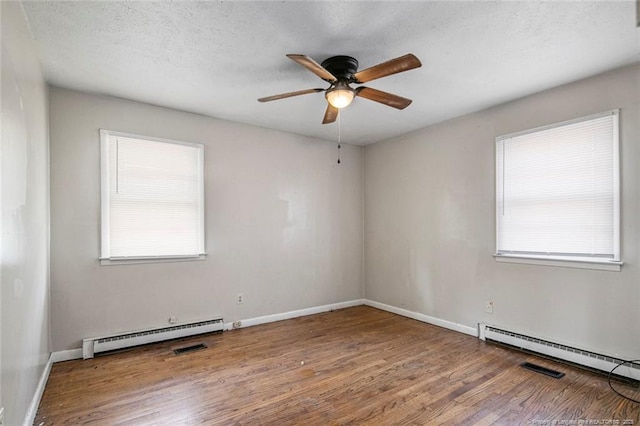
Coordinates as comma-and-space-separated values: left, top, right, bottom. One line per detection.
100, 130, 205, 260
496, 110, 619, 262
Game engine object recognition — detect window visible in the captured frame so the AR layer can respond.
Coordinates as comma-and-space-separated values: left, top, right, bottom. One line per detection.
100, 130, 205, 264
495, 110, 620, 270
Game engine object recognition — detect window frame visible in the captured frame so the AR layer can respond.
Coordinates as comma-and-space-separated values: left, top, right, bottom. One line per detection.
99, 129, 206, 265
494, 110, 622, 271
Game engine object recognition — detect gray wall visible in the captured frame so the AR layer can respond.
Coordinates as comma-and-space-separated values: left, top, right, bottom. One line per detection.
1, 2, 51, 424
49, 87, 364, 351
364, 64, 640, 359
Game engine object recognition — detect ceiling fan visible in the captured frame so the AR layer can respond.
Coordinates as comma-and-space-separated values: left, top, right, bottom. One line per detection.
258, 53, 422, 124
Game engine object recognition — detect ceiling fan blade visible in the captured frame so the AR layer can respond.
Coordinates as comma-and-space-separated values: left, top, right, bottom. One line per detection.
287, 54, 337, 82
322, 104, 339, 124
353, 54, 422, 84
356, 87, 412, 110
258, 88, 324, 103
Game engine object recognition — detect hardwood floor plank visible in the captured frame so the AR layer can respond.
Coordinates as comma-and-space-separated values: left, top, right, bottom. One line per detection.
35, 306, 640, 425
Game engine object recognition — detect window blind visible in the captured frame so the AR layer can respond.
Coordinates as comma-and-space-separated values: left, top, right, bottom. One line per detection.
101, 130, 205, 259
496, 110, 619, 261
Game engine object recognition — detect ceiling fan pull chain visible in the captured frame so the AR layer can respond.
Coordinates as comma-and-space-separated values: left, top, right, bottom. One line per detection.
337, 113, 341, 164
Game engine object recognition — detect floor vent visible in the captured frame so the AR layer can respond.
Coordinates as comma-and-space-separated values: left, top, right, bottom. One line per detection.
480, 324, 640, 381
174, 343, 207, 355
83, 317, 223, 359
521, 362, 565, 379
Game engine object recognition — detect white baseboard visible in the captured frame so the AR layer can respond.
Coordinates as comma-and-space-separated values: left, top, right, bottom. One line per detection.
224, 299, 366, 331
49, 301, 366, 364
23, 354, 53, 426
364, 299, 478, 337
49, 299, 477, 365
51, 348, 84, 363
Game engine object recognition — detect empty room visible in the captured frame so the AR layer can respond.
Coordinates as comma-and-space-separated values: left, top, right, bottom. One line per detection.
2, 0, 640, 424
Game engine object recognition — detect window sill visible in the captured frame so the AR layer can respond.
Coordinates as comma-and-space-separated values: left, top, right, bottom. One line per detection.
493, 254, 622, 272
100, 254, 207, 266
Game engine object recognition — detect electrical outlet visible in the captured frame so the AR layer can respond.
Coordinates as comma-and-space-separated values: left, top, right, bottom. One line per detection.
232, 321, 241, 329
168, 316, 178, 324
237, 293, 244, 304
485, 300, 494, 314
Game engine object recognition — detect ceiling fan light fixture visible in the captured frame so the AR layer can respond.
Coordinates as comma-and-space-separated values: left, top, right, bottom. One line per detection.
326, 83, 355, 109
260, 53, 421, 124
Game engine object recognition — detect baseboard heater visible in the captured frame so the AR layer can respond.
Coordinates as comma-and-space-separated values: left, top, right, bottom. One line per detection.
479, 324, 640, 381
82, 317, 223, 359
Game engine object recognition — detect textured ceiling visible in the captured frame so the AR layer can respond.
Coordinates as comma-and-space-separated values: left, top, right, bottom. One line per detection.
21, 1, 640, 145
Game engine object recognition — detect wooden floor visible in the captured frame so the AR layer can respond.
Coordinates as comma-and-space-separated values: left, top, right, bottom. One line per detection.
36, 306, 639, 425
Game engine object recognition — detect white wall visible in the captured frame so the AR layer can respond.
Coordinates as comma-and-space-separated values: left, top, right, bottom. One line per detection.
1, 2, 51, 424
364, 64, 640, 360
49, 87, 363, 351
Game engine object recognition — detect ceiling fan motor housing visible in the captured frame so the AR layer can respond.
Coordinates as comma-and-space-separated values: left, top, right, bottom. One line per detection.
321, 56, 359, 82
